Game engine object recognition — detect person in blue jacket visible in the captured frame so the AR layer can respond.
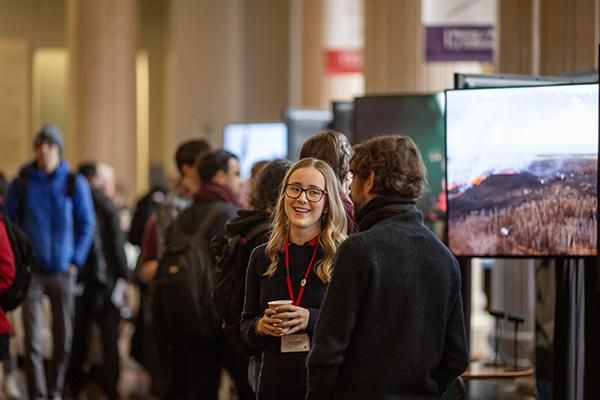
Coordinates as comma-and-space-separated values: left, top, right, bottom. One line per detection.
4, 123, 95, 400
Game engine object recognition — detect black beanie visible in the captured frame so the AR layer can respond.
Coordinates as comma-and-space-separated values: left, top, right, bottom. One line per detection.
33, 123, 64, 153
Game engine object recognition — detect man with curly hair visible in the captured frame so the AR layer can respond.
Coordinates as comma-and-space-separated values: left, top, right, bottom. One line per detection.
307, 135, 468, 399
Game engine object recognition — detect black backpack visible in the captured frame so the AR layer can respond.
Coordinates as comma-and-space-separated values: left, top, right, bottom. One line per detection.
0, 172, 77, 311
0, 213, 34, 311
151, 205, 227, 343
211, 221, 270, 329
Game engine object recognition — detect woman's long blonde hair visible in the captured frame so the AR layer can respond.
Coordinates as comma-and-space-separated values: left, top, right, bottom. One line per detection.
264, 158, 347, 283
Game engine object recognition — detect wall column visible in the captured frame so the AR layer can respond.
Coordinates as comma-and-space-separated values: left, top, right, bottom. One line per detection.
540, 0, 597, 75
364, 0, 424, 94
497, 0, 536, 74
67, 0, 138, 197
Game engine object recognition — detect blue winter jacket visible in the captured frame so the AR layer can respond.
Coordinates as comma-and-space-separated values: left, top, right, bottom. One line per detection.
5, 161, 96, 274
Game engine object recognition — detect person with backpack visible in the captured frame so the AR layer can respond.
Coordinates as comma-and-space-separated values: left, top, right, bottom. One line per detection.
127, 184, 167, 247
154, 149, 242, 399
211, 159, 292, 399
240, 158, 347, 400
131, 138, 210, 397
4, 123, 96, 400
139, 138, 211, 277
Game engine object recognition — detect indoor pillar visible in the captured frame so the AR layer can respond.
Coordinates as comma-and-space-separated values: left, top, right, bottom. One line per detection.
497, 0, 536, 74
300, 0, 326, 108
540, 0, 597, 75
364, 0, 424, 94
67, 0, 139, 197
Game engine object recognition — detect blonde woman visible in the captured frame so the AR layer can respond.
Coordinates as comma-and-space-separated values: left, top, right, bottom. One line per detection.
240, 158, 347, 400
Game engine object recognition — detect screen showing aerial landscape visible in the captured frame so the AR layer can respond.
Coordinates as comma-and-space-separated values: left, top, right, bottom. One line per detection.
446, 84, 598, 257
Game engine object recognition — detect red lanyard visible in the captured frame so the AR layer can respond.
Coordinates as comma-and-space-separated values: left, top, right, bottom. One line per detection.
284, 237, 320, 306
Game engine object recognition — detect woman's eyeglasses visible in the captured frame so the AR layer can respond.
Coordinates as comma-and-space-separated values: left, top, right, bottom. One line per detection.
285, 184, 327, 202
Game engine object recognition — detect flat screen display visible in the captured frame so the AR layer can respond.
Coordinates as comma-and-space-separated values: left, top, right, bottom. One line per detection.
354, 94, 446, 235
446, 84, 598, 257
284, 109, 332, 161
331, 101, 355, 143
223, 122, 288, 178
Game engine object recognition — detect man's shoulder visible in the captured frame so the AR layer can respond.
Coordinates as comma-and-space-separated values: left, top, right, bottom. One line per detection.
337, 231, 371, 257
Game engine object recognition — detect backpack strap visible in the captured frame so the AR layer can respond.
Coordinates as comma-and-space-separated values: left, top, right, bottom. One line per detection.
15, 173, 30, 226
189, 203, 231, 248
66, 173, 77, 198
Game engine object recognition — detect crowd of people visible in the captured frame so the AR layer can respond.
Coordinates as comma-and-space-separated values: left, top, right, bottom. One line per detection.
0, 123, 469, 399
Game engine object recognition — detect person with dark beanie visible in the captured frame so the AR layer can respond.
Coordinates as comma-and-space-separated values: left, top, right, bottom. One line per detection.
4, 123, 95, 400
307, 135, 468, 399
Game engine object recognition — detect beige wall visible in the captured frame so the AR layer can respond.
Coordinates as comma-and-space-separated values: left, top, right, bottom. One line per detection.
241, 0, 290, 121
166, 0, 290, 178
167, 0, 244, 180
0, 0, 66, 177
0, 40, 31, 177
0, 0, 66, 48
498, 0, 599, 75
140, 0, 170, 182
540, 0, 597, 75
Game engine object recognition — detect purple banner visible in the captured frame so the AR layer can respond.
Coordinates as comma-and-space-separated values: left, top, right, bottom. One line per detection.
426, 25, 494, 62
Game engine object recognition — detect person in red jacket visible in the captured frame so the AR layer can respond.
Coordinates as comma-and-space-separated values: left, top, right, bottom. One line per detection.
0, 216, 16, 360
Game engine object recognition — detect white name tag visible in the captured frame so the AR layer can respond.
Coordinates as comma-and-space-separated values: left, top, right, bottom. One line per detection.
280, 334, 310, 353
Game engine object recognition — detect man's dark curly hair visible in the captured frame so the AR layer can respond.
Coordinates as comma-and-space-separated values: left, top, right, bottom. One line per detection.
350, 135, 428, 199
248, 159, 292, 211
300, 130, 351, 184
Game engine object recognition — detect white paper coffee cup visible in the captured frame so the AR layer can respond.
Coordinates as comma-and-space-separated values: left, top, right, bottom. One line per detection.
268, 300, 293, 333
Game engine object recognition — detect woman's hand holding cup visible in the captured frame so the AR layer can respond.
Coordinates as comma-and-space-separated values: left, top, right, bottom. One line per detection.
256, 307, 285, 337
270, 302, 309, 335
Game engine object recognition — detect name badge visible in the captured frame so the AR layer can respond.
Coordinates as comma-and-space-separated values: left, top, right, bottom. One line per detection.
281, 334, 310, 353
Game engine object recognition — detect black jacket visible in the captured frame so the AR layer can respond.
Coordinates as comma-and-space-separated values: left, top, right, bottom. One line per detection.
307, 197, 469, 400
80, 189, 129, 311
220, 209, 271, 327
93, 189, 130, 287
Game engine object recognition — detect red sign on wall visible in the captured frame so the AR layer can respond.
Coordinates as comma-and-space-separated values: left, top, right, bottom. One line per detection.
325, 48, 363, 74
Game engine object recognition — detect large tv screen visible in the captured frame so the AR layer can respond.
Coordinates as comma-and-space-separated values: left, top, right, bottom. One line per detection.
284, 109, 332, 161
331, 101, 355, 143
223, 122, 288, 178
354, 94, 446, 235
446, 83, 598, 257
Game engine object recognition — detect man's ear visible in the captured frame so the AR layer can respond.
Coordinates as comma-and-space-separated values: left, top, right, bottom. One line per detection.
365, 170, 375, 194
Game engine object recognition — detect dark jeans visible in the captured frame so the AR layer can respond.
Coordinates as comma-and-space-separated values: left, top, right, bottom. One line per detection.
166, 338, 222, 400
0, 334, 9, 361
67, 288, 121, 399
